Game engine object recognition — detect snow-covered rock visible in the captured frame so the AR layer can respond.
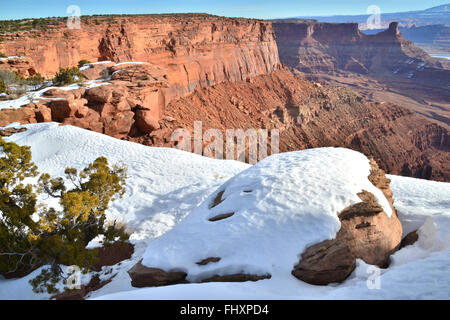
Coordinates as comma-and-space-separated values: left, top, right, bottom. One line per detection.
136, 148, 396, 286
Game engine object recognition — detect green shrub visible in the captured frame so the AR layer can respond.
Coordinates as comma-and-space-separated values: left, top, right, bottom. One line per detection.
78, 59, 91, 68
26, 73, 44, 86
0, 137, 128, 294
0, 52, 6, 58
0, 78, 5, 93
53, 67, 84, 86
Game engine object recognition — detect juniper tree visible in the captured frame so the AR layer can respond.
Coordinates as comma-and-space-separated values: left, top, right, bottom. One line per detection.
0, 137, 128, 294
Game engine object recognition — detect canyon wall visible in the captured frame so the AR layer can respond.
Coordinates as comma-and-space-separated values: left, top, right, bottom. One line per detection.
0, 14, 281, 103
155, 69, 450, 181
273, 21, 450, 89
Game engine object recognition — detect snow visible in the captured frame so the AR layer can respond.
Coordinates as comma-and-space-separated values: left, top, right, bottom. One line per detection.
0, 81, 111, 110
2, 123, 247, 240
0, 123, 449, 300
140, 148, 392, 283
430, 54, 450, 61
79, 61, 113, 71
114, 62, 149, 67
96, 174, 450, 300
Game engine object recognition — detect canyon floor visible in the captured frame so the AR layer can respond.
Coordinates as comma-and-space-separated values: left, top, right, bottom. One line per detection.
303, 71, 450, 130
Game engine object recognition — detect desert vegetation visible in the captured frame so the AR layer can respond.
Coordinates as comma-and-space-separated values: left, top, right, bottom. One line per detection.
0, 137, 129, 294
78, 60, 91, 68
52, 67, 84, 86
0, 70, 46, 96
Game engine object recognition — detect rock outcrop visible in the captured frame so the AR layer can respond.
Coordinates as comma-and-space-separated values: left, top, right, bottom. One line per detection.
292, 160, 403, 285
0, 14, 281, 103
127, 259, 271, 288
128, 260, 188, 288
0, 56, 37, 77
273, 21, 450, 88
0, 63, 169, 138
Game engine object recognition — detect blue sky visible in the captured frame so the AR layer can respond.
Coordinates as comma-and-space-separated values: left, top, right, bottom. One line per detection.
0, 0, 449, 20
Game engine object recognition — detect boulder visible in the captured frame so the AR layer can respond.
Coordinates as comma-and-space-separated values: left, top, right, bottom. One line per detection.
62, 110, 103, 133
0, 106, 36, 127
0, 127, 27, 137
292, 240, 356, 285
70, 88, 86, 100
91, 242, 134, 272
292, 159, 402, 285
128, 260, 188, 288
43, 88, 67, 97
86, 86, 113, 104
86, 85, 128, 104
35, 105, 52, 122
135, 109, 160, 133
48, 98, 87, 122
103, 111, 135, 138
80, 62, 115, 80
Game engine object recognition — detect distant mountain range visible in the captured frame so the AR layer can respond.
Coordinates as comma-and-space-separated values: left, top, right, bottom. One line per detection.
289, 4, 450, 29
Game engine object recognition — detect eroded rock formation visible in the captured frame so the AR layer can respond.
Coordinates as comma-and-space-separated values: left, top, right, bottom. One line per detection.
0, 14, 281, 102
273, 21, 450, 89
292, 160, 403, 285
0, 56, 37, 77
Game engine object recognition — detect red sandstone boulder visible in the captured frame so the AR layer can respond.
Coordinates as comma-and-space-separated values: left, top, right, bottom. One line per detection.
86, 85, 128, 104
80, 62, 115, 80
0, 106, 36, 126
35, 105, 52, 122
43, 88, 67, 97
103, 111, 135, 138
86, 85, 114, 104
135, 109, 160, 133
292, 159, 402, 285
48, 98, 87, 122
128, 260, 188, 288
292, 240, 356, 285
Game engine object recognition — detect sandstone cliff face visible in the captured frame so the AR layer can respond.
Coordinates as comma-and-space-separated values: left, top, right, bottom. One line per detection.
273, 21, 450, 89
0, 14, 280, 104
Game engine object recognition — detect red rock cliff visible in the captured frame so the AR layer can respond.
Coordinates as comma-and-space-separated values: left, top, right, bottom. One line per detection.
273, 21, 450, 88
0, 14, 281, 102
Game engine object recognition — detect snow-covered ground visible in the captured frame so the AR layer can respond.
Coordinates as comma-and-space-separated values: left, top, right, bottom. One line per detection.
0, 81, 111, 110
0, 123, 449, 300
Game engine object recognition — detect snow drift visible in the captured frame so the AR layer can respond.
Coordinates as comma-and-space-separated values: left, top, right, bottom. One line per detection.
140, 148, 394, 282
